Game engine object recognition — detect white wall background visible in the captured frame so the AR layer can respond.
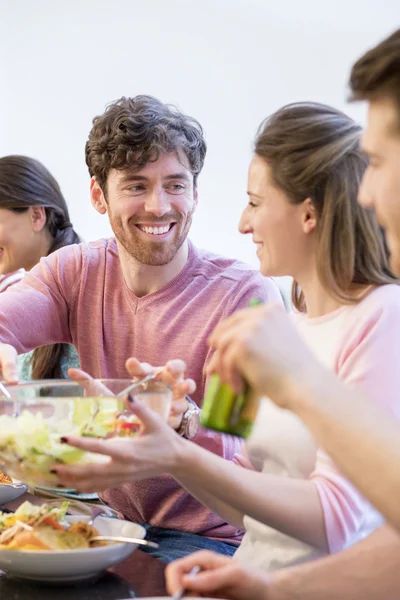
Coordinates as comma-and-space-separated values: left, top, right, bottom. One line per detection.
1, 0, 400, 297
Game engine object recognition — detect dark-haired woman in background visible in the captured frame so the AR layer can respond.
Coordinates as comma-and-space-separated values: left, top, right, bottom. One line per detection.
0, 155, 80, 379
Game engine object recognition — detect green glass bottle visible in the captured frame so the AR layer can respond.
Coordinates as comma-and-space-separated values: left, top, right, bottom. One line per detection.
200, 299, 262, 438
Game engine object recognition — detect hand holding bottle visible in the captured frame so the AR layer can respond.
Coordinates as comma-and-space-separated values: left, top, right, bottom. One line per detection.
201, 299, 262, 438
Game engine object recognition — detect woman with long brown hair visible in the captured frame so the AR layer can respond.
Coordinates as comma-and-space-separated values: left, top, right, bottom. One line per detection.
0, 155, 80, 378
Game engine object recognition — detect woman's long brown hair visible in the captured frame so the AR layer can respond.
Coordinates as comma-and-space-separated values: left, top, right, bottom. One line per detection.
254, 102, 396, 311
0, 155, 80, 378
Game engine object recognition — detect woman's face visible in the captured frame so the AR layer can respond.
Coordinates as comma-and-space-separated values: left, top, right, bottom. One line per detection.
239, 155, 316, 278
0, 207, 48, 275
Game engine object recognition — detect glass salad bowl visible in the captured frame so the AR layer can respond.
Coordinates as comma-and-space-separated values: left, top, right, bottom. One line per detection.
0, 378, 172, 488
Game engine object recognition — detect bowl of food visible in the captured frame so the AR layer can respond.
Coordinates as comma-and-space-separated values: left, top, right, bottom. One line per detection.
0, 471, 28, 504
0, 501, 146, 582
0, 378, 172, 488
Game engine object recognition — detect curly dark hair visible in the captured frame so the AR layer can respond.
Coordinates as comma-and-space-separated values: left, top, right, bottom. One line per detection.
85, 95, 207, 190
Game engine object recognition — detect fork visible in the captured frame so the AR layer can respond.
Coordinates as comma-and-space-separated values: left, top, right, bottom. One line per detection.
171, 565, 201, 599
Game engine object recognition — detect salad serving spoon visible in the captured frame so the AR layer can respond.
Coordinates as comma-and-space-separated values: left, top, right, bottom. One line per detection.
85, 508, 159, 548
116, 372, 156, 398
0, 382, 11, 399
89, 535, 159, 548
87, 507, 107, 526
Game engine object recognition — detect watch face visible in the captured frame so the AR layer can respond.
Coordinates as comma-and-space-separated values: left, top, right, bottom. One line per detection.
187, 411, 200, 439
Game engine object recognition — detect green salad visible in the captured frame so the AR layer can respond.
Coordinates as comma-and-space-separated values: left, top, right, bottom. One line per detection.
0, 399, 140, 484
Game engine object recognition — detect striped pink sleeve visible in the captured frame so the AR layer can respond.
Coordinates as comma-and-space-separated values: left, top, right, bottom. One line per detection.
0, 247, 81, 352
310, 288, 400, 553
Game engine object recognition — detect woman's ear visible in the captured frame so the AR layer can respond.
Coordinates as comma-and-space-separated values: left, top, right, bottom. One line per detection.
302, 197, 317, 234
29, 206, 47, 233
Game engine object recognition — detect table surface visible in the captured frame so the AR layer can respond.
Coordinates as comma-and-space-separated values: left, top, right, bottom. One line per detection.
0, 492, 168, 599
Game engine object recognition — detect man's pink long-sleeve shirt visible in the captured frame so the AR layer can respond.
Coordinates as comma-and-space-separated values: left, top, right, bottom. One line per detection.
0, 237, 281, 543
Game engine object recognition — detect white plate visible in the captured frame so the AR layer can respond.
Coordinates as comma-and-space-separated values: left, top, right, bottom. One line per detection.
0, 515, 145, 583
0, 482, 28, 505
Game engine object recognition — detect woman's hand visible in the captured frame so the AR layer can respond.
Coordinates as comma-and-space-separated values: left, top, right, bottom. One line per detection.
52, 394, 187, 492
166, 550, 272, 600
207, 303, 321, 409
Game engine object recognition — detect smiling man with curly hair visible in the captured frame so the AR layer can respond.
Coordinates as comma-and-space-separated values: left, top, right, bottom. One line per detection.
0, 95, 280, 563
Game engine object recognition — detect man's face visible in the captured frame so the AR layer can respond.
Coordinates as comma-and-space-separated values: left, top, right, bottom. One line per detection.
96, 152, 197, 266
359, 97, 400, 275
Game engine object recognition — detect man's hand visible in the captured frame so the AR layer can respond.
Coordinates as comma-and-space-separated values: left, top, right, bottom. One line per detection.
126, 357, 196, 430
166, 550, 272, 600
68, 368, 114, 396
0, 343, 19, 383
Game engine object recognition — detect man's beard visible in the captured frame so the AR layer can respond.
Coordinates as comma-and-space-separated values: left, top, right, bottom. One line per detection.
109, 210, 194, 266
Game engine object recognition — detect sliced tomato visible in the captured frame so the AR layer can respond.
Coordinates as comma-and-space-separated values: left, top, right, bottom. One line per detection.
114, 421, 140, 437
120, 421, 139, 430
42, 517, 64, 530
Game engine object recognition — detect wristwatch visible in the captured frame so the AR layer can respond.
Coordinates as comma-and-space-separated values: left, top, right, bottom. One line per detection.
177, 395, 201, 439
